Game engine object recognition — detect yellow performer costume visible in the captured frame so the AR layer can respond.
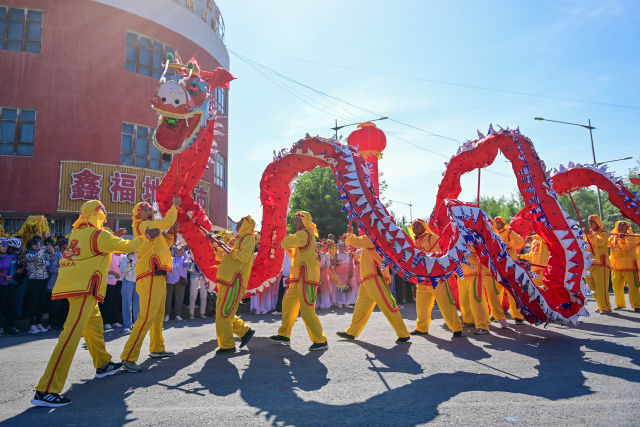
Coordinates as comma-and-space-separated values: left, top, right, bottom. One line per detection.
213, 216, 256, 353
339, 231, 410, 341
121, 201, 177, 365
410, 219, 462, 336
520, 234, 549, 288
456, 247, 490, 333
34, 201, 142, 406
272, 212, 327, 350
484, 216, 525, 324
584, 215, 612, 312
608, 221, 640, 310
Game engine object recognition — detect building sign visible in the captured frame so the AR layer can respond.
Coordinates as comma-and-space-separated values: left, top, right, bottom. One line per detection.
59, 161, 210, 216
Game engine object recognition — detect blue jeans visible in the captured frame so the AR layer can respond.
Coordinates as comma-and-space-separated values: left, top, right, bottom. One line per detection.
121, 279, 139, 329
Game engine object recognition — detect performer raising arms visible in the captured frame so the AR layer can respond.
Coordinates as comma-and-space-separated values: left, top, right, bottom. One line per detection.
32, 201, 159, 407
271, 211, 328, 351
584, 215, 612, 312
608, 221, 640, 311
120, 196, 181, 372
206, 215, 256, 354
409, 219, 463, 338
336, 225, 410, 344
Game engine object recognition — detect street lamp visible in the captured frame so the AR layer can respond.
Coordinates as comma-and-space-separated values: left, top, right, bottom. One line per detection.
331, 117, 388, 139
534, 117, 607, 218
595, 157, 632, 166
388, 199, 413, 223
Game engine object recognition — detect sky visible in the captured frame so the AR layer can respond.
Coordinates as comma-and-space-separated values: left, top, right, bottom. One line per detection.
215, 0, 640, 224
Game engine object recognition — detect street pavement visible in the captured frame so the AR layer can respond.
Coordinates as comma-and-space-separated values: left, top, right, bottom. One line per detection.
1, 298, 640, 426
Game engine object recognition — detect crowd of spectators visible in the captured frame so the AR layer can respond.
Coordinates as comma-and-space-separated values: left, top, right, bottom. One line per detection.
0, 234, 216, 338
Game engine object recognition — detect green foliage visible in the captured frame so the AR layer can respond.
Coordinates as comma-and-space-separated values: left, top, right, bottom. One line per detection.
479, 194, 524, 221
557, 188, 619, 231
286, 167, 352, 237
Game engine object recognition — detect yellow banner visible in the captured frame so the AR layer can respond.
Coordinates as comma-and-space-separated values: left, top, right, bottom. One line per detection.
58, 161, 209, 216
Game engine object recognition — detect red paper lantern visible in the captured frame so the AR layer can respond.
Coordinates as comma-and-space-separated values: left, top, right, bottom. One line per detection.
347, 122, 387, 160
347, 122, 387, 194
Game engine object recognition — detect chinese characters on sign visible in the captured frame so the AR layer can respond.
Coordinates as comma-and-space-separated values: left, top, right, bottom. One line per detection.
109, 171, 137, 203
70, 168, 102, 200
141, 176, 161, 202
194, 186, 208, 207
59, 161, 210, 216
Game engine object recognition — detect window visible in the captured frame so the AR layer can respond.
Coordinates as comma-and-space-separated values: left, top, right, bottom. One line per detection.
121, 122, 170, 171
125, 31, 174, 79
0, 7, 42, 53
2, 216, 26, 235
214, 152, 226, 189
49, 218, 66, 238
214, 87, 227, 115
0, 107, 36, 156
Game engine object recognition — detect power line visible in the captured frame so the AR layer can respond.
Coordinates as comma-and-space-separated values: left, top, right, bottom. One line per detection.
233, 51, 516, 182
230, 49, 461, 143
233, 48, 640, 111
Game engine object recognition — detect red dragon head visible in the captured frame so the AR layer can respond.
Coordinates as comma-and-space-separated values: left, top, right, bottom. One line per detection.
151, 53, 235, 154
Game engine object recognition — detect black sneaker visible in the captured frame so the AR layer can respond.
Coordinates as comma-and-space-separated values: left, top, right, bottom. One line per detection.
336, 331, 355, 340
149, 351, 175, 358
309, 341, 328, 351
95, 361, 123, 378
410, 330, 428, 336
270, 335, 291, 345
515, 318, 524, 325
395, 336, 410, 344
216, 347, 236, 355
452, 331, 463, 338
635, 308, 640, 313
31, 391, 71, 407
240, 329, 255, 348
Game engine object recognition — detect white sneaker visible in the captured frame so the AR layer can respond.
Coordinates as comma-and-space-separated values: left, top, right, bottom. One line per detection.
123, 327, 131, 334
499, 319, 509, 329
113, 322, 123, 328
104, 324, 113, 331
164, 315, 170, 321
36, 324, 47, 333
29, 325, 40, 334
175, 315, 183, 321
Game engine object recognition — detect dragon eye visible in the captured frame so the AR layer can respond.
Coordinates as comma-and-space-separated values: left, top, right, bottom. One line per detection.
188, 84, 201, 95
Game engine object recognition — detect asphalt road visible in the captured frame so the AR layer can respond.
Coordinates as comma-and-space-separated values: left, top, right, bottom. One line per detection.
1, 298, 640, 426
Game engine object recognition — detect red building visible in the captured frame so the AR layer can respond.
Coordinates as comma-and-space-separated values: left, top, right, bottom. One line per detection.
0, 0, 230, 236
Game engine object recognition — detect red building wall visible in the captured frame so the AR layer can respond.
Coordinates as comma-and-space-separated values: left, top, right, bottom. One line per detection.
0, 0, 228, 227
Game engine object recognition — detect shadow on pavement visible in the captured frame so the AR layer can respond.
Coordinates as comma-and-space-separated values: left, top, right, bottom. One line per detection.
4, 313, 640, 425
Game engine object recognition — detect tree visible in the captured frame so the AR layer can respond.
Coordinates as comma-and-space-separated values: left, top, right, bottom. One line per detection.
479, 193, 524, 220
287, 167, 352, 237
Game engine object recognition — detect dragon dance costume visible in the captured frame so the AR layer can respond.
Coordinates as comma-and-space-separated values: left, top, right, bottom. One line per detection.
215, 216, 255, 350
343, 232, 410, 339
411, 219, 462, 335
457, 247, 490, 332
276, 212, 327, 344
520, 234, 549, 289
484, 217, 524, 322
121, 202, 177, 363
608, 220, 640, 310
584, 215, 612, 312
36, 201, 142, 395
